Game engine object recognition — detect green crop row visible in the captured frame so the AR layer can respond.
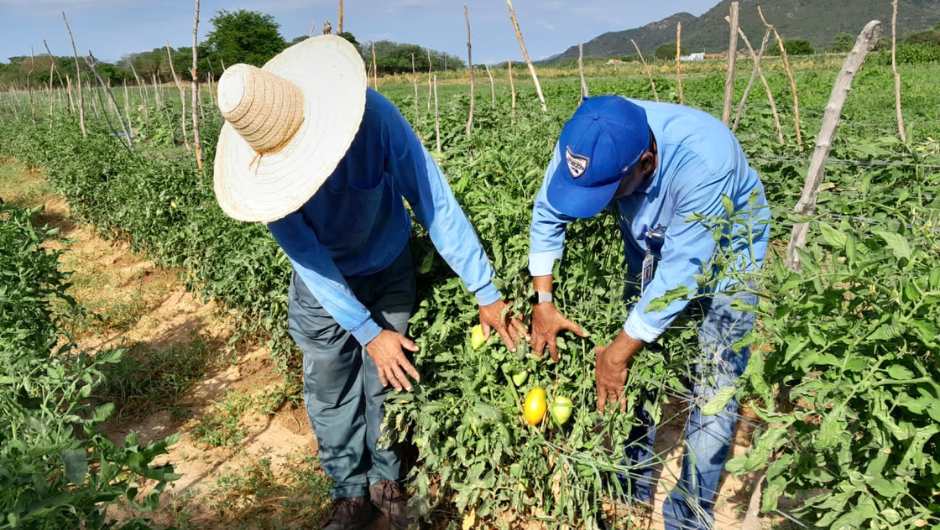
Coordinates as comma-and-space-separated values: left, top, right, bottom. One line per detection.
0, 202, 176, 529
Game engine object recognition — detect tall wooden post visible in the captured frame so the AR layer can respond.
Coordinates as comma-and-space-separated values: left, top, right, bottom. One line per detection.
631, 39, 659, 102
62, 12, 86, 136
85, 52, 134, 147
508, 59, 516, 121
371, 42, 378, 89
891, 0, 906, 143
191, 0, 204, 170
578, 43, 589, 100
338, 0, 344, 34
675, 22, 684, 104
786, 21, 882, 271
433, 75, 441, 153
506, 0, 546, 112
426, 48, 433, 114
465, 5, 475, 135
721, 1, 740, 124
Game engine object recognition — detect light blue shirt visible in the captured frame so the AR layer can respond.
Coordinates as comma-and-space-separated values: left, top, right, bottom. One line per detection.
269, 89, 500, 346
529, 99, 770, 342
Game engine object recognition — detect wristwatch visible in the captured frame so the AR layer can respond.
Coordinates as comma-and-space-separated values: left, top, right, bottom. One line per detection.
529, 291, 553, 305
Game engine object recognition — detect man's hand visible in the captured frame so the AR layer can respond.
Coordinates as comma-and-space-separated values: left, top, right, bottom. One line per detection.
595, 331, 645, 413
366, 330, 421, 391
479, 300, 528, 352
531, 302, 588, 361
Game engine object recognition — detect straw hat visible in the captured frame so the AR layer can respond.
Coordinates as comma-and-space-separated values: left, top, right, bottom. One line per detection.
213, 35, 367, 223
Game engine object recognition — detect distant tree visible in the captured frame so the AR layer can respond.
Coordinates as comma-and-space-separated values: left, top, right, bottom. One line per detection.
366, 40, 463, 74
769, 39, 814, 56
204, 10, 287, 68
337, 32, 360, 51
654, 43, 677, 60
830, 33, 854, 52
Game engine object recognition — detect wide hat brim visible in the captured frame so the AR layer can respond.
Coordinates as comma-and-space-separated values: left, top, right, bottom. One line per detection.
214, 35, 367, 223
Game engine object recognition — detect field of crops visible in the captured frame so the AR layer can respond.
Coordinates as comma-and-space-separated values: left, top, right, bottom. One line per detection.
0, 49, 938, 529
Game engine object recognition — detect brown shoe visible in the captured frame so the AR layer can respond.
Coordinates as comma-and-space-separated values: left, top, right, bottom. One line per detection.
321, 496, 376, 530
369, 480, 415, 530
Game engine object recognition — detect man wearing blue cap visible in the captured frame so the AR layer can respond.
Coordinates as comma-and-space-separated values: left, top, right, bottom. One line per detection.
528, 96, 770, 529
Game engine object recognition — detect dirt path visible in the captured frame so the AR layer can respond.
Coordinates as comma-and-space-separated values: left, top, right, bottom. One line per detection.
1, 160, 328, 529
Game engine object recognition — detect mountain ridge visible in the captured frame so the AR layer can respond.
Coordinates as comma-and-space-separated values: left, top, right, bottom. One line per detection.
548, 0, 940, 61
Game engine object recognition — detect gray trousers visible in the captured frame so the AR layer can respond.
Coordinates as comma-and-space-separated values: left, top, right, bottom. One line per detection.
287, 246, 415, 499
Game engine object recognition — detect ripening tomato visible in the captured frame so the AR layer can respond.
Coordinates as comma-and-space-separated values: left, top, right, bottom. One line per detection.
511, 370, 528, 387
523, 387, 547, 426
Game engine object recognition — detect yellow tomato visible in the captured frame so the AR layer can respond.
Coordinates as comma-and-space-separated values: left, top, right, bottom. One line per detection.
523, 387, 547, 426
470, 324, 487, 349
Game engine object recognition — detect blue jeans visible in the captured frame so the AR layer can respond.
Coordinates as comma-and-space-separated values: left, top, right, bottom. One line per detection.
622, 291, 756, 530
287, 246, 415, 499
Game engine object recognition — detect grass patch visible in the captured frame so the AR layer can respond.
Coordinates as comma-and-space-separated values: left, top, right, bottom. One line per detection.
0, 159, 50, 207
204, 454, 332, 529
191, 390, 256, 448
97, 334, 216, 418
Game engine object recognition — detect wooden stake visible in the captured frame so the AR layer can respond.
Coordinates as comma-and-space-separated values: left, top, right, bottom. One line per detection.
129, 61, 148, 121
758, 6, 803, 149
123, 78, 133, 132
506, 0, 546, 112
426, 48, 433, 114
27, 48, 35, 124
786, 21, 882, 271
484, 64, 495, 107
733, 29, 776, 137
722, 1, 740, 124
62, 11, 86, 136
464, 5, 475, 135
88, 81, 100, 119
891, 0, 907, 143
65, 74, 75, 113
85, 52, 134, 147
338, 0, 344, 34
371, 42, 378, 89
578, 43, 589, 100
675, 22, 684, 104
630, 39, 659, 102
165, 43, 191, 151
433, 74, 441, 153
411, 53, 419, 124
191, 0, 203, 170
508, 59, 516, 121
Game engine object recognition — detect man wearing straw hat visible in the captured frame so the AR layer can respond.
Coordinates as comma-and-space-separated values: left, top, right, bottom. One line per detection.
527, 96, 770, 529
213, 35, 525, 530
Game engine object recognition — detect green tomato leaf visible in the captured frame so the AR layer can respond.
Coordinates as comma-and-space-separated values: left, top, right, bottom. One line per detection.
701, 386, 736, 416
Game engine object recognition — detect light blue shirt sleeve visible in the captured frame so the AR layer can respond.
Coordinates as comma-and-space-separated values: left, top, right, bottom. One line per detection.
528, 144, 576, 276
624, 165, 731, 343
387, 110, 501, 306
268, 213, 383, 346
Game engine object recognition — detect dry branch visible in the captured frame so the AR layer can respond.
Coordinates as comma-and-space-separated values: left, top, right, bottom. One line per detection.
192, 0, 204, 170
484, 64, 495, 107
675, 22, 684, 104
722, 2, 740, 124
338, 0, 344, 34
758, 6, 803, 149
630, 39, 659, 102
891, 0, 907, 143
433, 75, 441, 153
733, 29, 771, 131
62, 12, 86, 136
506, 0, 546, 112
737, 27, 784, 144
165, 43, 191, 151
578, 43, 588, 100
371, 42, 378, 89
508, 59, 516, 121
786, 21, 883, 270
465, 5, 475, 135
85, 52, 134, 147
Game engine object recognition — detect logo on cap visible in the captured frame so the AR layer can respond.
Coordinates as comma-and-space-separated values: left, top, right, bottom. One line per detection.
565, 146, 590, 178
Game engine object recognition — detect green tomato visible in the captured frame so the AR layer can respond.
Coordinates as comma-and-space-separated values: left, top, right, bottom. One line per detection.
470, 324, 486, 349
550, 396, 574, 426
511, 370, 528, 387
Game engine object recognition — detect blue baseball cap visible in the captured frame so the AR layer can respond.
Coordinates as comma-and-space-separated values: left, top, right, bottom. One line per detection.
547, 96, 651, 218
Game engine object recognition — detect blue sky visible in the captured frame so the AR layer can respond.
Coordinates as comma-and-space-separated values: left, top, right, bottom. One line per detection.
0, 0, 715, 64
